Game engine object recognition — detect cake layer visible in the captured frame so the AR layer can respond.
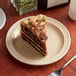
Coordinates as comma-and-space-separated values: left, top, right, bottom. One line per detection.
20, 14, 48, 56
21, 31, 47, 56
21, 25, 46, 50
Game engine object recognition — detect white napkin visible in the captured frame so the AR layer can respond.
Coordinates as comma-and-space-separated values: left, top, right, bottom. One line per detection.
0, 8, 6, 30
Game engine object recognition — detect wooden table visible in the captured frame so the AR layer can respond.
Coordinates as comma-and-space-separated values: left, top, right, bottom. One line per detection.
0, 0, 76, 76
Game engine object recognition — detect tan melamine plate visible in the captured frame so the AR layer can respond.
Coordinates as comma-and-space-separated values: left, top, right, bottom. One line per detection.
6, 17, 71, 66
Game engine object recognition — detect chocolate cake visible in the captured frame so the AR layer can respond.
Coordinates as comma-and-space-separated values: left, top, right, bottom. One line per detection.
20, 14, 48, 56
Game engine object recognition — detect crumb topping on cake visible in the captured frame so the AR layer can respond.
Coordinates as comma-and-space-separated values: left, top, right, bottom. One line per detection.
21, 14, 48, 40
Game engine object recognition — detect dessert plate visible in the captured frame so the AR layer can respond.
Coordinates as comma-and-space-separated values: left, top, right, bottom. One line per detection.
0, 8, 6, 30
6, 17, 71, 65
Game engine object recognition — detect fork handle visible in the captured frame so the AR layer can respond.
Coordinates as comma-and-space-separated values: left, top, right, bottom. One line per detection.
62, 55, 76, 69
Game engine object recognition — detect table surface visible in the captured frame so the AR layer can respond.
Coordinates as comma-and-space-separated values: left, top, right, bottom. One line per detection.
0, 0, 76, 76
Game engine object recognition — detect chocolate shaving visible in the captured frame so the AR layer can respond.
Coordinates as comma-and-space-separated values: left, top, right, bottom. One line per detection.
40, 34, 48, 40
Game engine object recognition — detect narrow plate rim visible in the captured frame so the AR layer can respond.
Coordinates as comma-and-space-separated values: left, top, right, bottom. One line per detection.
0, 8, 6, 30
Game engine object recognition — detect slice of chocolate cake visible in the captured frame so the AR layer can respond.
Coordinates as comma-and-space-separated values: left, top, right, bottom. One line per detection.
20, 14, 48, 56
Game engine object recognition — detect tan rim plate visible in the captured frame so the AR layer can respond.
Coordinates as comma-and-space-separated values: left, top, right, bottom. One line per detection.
6, 17, 71, 66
